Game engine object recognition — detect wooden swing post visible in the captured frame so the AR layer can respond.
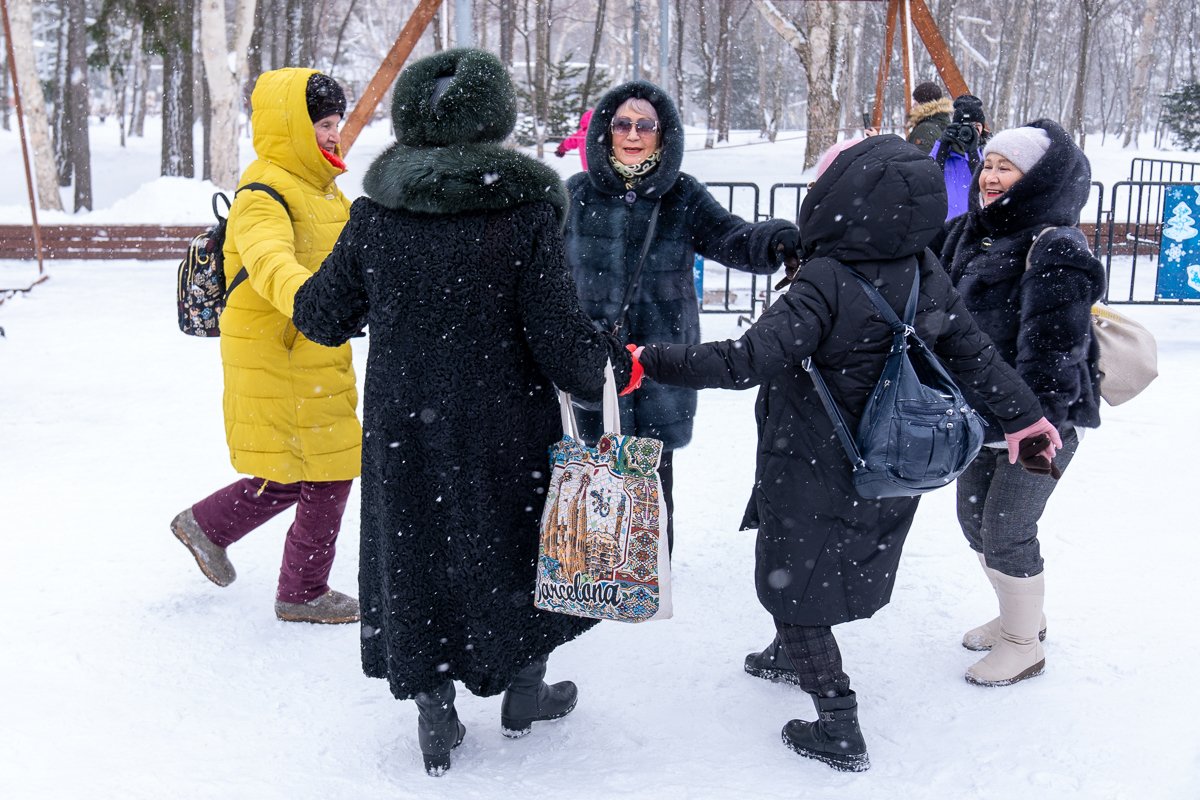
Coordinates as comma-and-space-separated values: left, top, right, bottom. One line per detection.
871, 0, 970, 133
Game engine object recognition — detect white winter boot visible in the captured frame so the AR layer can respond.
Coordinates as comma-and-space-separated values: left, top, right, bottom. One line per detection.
963, 553, 1046, 651
965, 570, 1046, 687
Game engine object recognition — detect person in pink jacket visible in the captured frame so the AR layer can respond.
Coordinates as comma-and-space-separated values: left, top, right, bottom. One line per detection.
555, 109, 593, 170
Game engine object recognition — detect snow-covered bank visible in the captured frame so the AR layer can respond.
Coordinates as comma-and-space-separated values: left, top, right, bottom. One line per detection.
1, 262, 1197, 799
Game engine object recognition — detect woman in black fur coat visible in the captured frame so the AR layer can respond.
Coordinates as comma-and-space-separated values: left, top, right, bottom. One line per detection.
562, 81, 800, 548
938, 120, 1105, 688
291, 49, 633, 776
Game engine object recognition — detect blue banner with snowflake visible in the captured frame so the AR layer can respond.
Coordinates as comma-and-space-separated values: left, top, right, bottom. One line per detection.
1157, 185, 1200, 300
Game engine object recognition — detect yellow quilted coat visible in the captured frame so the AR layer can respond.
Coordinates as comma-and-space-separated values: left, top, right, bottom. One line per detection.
218, 68, 361, 483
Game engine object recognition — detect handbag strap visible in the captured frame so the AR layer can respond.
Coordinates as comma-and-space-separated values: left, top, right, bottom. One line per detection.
557, 360, 621, 441
612, 199, 664, 336
802, 356, 865, 471
1024, 226, 1058, 272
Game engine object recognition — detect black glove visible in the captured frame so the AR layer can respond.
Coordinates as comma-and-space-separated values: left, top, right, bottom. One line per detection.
554, 144, 567, 158
771, 228, 802, 290
1017, 434, 1062, 479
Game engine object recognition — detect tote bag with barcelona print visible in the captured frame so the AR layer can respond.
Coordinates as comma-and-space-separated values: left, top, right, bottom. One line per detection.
534, 362, 672, 622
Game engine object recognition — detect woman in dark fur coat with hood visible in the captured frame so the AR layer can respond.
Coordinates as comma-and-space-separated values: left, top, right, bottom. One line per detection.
629, 135, 1053, 772
291, 49, 633, 777
938, 119, 1105, 689
562, 81, 800, 548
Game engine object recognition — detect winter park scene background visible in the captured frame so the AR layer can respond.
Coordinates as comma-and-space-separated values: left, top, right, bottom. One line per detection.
3, 0, 1200, 797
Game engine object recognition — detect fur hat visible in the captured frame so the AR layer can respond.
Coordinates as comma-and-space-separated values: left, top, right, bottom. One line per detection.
952, 94, 985, 126
982, 126, 1053, 174
815, 137, 864, 178
912, 81, 943, 105
305, 73, 346, 122
391, 48, 517, 147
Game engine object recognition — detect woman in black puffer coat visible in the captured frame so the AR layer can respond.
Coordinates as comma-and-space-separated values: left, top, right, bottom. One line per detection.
563, 81, 799, 548
291, 49, 633, 777
938, 120, 1105, 689
633, 135, 1050, 772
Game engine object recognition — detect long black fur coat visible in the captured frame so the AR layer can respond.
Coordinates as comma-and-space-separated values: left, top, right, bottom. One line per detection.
292, 50, 632, 699
938, 119, 1105, 435
563, 81, 796, 450
639, 137, 1043, 626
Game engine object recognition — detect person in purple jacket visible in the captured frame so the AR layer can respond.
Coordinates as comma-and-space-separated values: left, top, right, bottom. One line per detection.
930, 95, 988, 221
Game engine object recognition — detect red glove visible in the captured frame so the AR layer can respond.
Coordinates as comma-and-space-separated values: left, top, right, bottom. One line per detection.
620, 344, 645, 396
1004, 417, 1062, 465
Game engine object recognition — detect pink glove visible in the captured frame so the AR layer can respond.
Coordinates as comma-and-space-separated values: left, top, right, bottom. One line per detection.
1004, 417, 1062, 465
620, 345, 645, 396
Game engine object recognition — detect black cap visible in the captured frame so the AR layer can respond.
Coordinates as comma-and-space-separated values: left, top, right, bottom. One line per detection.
913, 81, 943, 104
306, 73, 346, 122
952, 94, 985, 125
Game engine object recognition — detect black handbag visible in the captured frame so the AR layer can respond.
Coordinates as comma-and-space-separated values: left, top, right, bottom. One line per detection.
803, 263, 984, 499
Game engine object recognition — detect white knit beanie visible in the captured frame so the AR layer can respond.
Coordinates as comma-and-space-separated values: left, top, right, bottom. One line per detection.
982, 127, 1051, 174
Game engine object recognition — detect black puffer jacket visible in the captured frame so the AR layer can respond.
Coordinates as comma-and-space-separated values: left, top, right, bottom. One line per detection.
564, 81, 796, 450
939, 119, 1105, 436
292, 49, 631, 700
639, 136, 1043, 626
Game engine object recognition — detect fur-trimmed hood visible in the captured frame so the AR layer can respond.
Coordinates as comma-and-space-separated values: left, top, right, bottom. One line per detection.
584, 81, 685, 199
364, 48, 566, 220
966, 118, 1091, 237
907, 97, 953, 128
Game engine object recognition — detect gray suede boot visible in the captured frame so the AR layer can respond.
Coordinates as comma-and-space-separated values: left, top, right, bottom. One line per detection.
170, 508, 236, 587
274, 589, 360, 624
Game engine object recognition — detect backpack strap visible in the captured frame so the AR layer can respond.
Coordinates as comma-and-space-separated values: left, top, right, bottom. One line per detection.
799, 263, 922, 473
224, 183, 291, 300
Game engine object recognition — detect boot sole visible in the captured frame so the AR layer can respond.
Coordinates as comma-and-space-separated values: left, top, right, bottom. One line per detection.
962, 628, 1047, 652
965, 658, 1045, 687
275, 610, 361, 624
501, 695, 579, 739
171, 521, 233, 588
423, 723, 466, 776
782, 731, 870, 772
745, 663, 803, 686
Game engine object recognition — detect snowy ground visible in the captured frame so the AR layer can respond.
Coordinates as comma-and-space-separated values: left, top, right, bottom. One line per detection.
2, 118, 1199, 798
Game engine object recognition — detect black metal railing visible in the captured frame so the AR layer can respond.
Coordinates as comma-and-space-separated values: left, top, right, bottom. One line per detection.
1102, 181, 1200, 304
1129, 158, 1200, 183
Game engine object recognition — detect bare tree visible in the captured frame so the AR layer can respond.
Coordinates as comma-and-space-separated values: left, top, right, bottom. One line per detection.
200, 0, 257, 190
1122, 0, 1161, 148
1068, 0, 1114, 146
8, 0, 63, 210
580, 0, 606, 110
65, 0, 91, 210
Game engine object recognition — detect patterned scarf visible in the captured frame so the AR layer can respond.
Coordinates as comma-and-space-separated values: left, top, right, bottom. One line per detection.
609, 151, 661, 190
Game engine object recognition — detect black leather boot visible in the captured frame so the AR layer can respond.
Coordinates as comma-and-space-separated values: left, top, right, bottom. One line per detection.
413, 680, 466, 777
500, 655, 578, 738
744, 636, 800, 685
782, 691, 870, 772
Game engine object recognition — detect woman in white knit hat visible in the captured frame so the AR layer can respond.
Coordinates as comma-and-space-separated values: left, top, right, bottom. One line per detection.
937, 120, 1106, 687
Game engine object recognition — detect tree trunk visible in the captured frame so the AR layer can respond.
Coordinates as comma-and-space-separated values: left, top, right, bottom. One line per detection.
66, 0, 91, 211
500, 0, 515, 66
1, 45, 9, 132
53, 7, 70, 187
673, 0, 684, 117
698, 0, 717, 148
1069, 1, 1093, 147
716, 0, 731, 144
1122, 0, 1161, 148
132, 34, 148, 138
285, 0, 314, 66
534, 0, 551, 158
580, 0, 607, 111
161, 0, 196, 178
200, 0, 255, 190
991, 0, 1032, 131
8, 0, 64, 210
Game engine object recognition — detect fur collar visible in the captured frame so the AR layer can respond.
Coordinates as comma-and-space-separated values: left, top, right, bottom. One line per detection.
907, 98, 953, 127
363, 142, 567, 222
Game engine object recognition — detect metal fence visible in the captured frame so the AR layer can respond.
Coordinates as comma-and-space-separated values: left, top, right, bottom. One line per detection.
702, 178, 1200, 315
1129, 158, 1200, 183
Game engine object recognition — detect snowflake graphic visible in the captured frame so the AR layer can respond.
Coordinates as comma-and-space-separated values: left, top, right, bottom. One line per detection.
1170, 187, 1185, 200
1194, 186, 1200, 205
1167, 242, 1185, 262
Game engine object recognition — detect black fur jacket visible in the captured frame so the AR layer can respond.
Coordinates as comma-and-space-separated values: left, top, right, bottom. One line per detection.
939, 119, 1105, 435
292, 50, 632, 699
563, 80, 797, 450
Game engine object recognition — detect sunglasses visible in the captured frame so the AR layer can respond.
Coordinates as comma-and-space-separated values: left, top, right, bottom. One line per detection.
611, 117, 659, 137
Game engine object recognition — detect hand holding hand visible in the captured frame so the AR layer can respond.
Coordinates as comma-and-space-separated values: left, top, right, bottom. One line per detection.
771, 229, 801, 289
620, 344, 645, 396
1004, 417, 1062, 465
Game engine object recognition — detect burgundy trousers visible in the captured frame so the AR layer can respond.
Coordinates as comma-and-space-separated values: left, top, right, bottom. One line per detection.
191, 477, 353, 603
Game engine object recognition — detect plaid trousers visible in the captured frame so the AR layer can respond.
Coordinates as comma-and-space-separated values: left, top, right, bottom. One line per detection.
774, 619, 852, 699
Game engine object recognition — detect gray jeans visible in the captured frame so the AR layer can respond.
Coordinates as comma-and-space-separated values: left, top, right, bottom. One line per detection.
955, 429, 1080, 578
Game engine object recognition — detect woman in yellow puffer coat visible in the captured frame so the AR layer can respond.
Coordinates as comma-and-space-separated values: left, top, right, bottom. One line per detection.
169, 68, 363, 625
